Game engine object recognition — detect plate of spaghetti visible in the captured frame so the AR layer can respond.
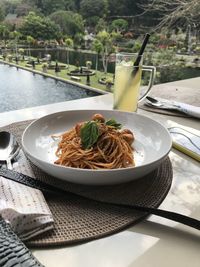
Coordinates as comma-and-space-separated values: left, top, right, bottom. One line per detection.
22, 110, 172, 185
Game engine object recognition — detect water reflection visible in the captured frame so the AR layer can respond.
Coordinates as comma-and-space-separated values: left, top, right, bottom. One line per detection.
0, 63, 99, 112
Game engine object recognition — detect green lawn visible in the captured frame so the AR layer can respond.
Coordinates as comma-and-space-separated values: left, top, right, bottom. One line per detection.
1, 57, 114, 92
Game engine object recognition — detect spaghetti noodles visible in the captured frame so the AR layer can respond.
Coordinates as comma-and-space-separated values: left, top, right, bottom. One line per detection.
54, 114, 135, 169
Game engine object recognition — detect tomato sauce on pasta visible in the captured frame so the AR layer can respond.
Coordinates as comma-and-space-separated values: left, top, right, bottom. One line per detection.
54, 114, 135, 169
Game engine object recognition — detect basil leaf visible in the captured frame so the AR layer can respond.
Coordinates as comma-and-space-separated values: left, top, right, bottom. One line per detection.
80, 121, 99, 149
106, 119, 122, 129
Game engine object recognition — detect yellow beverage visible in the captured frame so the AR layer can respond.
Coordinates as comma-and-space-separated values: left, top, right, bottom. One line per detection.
113, 64, 142, 112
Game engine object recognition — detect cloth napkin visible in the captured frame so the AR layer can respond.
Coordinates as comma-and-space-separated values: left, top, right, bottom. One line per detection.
0, 174, 54, 241
145, 97, 200, 119
139, 84, 200, 118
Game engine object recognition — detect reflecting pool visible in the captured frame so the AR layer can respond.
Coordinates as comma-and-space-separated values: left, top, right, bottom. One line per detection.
0, 63, 100, 112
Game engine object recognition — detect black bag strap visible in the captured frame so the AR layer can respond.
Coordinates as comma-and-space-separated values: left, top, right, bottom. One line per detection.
0, 217, 44, 267
0, 167, 199, 231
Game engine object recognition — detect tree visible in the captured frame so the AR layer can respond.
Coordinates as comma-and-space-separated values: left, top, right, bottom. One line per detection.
74, 0, 81, 11
80, 0, 108, 19
19, 12, 61, 40
110, 31, 123, 45
92, 39, 103, 70
9, 30, 21, 56
140, 0, 200, 30
95, 18, 107, 33
49, 11, 84, 37
73, 0, 103, 27
95, 30, 115, 74
111, 19, 128, 33
0, 7, 5, 22
132, 40, 142, 53
65, 38, 73, 67
73, 32, 84, 49
108, 0, 139, 17
0, 24, 10, 46
0, 0, 22, 16
86, 16, 100, 28
27, 35, 35, 57
29, 0, 76, 15
16, 3, 37, 17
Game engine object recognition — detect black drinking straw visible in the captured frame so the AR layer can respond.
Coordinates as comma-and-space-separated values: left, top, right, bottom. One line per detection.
132, 33, 150, 76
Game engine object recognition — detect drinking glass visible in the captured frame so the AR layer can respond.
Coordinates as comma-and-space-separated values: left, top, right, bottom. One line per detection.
113, 53, 156, 112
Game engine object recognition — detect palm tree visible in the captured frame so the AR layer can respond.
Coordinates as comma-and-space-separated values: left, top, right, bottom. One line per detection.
65, 38, 74, 68
0, 25, 10, 47
92, 39, 103, 71
27, 35, 35, 58
10, 31, 21, 57
95, 30, 114, 74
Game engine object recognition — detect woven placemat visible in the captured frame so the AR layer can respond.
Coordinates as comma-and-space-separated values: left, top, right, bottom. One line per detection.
0, 120, 173, 247
139, 85, 200, 117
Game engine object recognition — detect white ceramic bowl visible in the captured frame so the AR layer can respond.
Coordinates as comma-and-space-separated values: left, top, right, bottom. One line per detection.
22, 110, 172, 185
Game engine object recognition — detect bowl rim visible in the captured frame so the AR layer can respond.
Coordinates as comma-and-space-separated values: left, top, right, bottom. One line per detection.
21, 109, 172, 173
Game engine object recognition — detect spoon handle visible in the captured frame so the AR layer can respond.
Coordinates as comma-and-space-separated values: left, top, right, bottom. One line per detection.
6, 159, 12, 170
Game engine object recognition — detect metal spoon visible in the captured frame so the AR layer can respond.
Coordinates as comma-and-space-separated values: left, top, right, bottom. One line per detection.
145, 96, 200, 118
145, 96, 177, 110
0, 131, 20, 169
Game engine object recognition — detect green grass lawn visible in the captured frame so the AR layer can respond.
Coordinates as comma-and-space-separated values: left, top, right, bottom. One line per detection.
2, 57, 114, 92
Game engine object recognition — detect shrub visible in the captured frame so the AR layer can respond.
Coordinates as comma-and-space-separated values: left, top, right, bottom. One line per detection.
18, 48, 24, 55
7, 54, 12, 62
132, 40, 142, 53
195, 46, 200, 53
86, 61, 92, 69
42, 63, 48, 72
105, 77, 113, 91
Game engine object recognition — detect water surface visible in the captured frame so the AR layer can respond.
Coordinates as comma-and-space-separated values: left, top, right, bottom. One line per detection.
0, 63, 100, 113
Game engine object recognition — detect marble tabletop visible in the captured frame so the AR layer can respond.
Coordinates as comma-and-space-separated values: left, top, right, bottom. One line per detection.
0, 78, 199, 267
